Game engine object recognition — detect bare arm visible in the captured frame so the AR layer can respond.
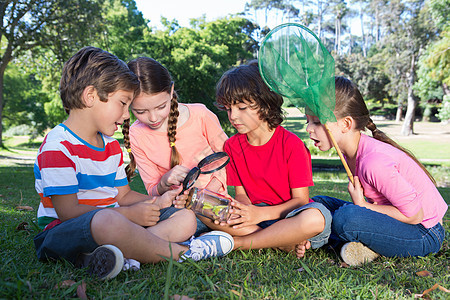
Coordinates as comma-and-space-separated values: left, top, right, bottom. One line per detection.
228, 186, 310, 229
349, 176, 424, 225
51, 194, 98, 222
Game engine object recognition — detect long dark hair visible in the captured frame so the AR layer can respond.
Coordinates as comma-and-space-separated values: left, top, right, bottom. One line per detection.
122, 57, 181, 181
335, 76, 435, 185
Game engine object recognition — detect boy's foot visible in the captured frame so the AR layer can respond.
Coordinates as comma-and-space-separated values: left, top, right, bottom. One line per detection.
340, 242, 379, 266
76, 245, 124, 279
180, 231, 234, 262
294, 240, 311, 258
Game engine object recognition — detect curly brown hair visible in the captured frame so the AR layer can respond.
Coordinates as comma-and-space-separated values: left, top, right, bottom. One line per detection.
215, 60, 284, 130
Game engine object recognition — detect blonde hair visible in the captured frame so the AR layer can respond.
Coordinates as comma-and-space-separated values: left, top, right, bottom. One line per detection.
122, 57, 182, 181
335, 76, 436, 185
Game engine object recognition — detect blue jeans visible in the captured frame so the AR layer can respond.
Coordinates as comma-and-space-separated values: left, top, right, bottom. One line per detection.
312, 195, 446, 257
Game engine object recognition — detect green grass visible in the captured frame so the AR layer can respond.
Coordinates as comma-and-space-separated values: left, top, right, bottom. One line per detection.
1, 166, 449, 299
1, 119, 449, 299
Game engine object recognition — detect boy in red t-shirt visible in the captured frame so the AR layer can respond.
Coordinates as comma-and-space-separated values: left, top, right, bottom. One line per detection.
212, 61, 331, 258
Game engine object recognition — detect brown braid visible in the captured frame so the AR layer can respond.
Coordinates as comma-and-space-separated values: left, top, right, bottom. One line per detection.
168, 92, 182, 168
366, 119, 436, 185
122, 118, 137, 181
334, 76, 436, 185
128, 57, 184, 170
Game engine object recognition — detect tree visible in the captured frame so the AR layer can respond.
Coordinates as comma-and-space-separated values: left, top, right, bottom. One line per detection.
141, 17, 258, 125
0, 0, 103, 146
332, 0, 349, 55
1, 1, 53, 146
99, 0, 147, 61
3, 62, 49, 135
376, 0, 434, 135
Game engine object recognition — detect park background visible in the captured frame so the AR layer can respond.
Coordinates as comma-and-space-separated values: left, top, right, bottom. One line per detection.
1, 0, 449, 299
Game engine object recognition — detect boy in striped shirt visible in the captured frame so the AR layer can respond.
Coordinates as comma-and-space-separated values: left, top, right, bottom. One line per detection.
33, 47, 233, 280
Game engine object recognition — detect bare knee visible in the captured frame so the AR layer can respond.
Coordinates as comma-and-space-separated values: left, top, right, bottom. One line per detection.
90, 209, 134, 244
293, 208, 326, 235
171, 209, 197, 235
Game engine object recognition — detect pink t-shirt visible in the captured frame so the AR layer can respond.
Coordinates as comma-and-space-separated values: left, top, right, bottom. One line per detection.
129, 103, 228, 195
224, 126, 313, 205
353, 134, 447, 228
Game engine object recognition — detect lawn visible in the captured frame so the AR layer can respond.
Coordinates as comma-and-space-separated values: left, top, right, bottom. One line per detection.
0, 118, 449, 299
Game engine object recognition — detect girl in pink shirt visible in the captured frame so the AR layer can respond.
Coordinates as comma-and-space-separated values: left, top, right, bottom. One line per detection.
307, 76, 447, 266
122, 57, 228, 236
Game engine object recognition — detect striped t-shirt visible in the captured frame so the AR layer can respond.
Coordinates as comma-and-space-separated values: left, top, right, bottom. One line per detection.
34, 124, 128, 229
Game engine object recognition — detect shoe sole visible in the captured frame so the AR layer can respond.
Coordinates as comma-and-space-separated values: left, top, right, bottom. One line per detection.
340, 242, 379, 266
81, 245, 124, 280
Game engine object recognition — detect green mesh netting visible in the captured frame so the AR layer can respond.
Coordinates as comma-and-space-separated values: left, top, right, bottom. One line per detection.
258, 23, 336, 124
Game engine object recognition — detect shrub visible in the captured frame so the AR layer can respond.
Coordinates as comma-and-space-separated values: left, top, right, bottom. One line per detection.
4, 124, 38, 137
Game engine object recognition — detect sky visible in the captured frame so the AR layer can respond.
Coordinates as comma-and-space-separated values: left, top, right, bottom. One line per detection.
134, 0, 361, 36
135, 0, 251, 29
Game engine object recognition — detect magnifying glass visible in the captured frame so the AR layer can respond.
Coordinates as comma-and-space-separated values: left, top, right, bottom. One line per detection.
180, 152, 230, 194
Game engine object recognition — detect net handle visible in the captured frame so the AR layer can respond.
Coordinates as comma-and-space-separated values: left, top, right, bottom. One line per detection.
324, 124, 354, 185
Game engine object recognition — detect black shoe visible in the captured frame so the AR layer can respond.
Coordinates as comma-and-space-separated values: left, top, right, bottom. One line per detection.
76, 245, 124, 280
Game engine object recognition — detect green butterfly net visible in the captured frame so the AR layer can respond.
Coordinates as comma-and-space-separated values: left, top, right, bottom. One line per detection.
258, 23, 354, 183
258, 23, 336, 124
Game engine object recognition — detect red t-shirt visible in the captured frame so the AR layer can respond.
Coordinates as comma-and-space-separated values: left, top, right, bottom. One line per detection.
224, 126, 313, 205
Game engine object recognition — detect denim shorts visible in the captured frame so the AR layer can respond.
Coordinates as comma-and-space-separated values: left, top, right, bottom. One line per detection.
159, 206, 210, 237
34, 206, 188, 264
257, 202, 332, 249
159, 206, 181, 221
34, 209, 102, 264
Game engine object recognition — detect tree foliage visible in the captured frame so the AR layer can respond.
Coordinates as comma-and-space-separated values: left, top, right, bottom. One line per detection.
2, 0, 449, 142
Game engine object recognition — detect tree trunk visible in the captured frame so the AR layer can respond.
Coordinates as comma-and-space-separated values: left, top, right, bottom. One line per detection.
401, 55, 418, 136
360, 5, 366, 57
0, 72, 3, 148
443, 83, 449, 96
0, 55, 9, 148
395, 101, 403, 122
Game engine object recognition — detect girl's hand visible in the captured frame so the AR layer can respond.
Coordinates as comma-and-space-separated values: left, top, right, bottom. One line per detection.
348, 176, 366, 206
155, 187, 182, 209
173, 191, 189, 209
226, 201, 264, 229
159, 165, 190, 193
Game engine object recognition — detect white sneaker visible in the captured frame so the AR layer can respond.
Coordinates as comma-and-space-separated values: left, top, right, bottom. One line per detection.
76, 245, 124, 280
340, 242, 380, 266
180, 231, 234, 262
123, 258, 140, 271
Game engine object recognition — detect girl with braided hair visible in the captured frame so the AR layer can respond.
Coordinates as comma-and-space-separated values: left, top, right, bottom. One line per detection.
123, 57, 228, 235
307, 76, 447, 266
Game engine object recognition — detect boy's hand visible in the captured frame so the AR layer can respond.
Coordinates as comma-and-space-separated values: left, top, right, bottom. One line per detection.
127, 198, 160, 227
226, 201, 264, 229
348, 176, 366, 206
155, 187, 182, 209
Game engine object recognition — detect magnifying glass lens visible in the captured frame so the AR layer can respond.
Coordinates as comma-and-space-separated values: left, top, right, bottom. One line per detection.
199, 156, 229, 173
183, 167, 200, 190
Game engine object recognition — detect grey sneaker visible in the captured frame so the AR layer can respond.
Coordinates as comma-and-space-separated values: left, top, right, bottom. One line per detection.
180, 231, 234, 262
340, 242, 380, 266
76, 245, 124, 280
